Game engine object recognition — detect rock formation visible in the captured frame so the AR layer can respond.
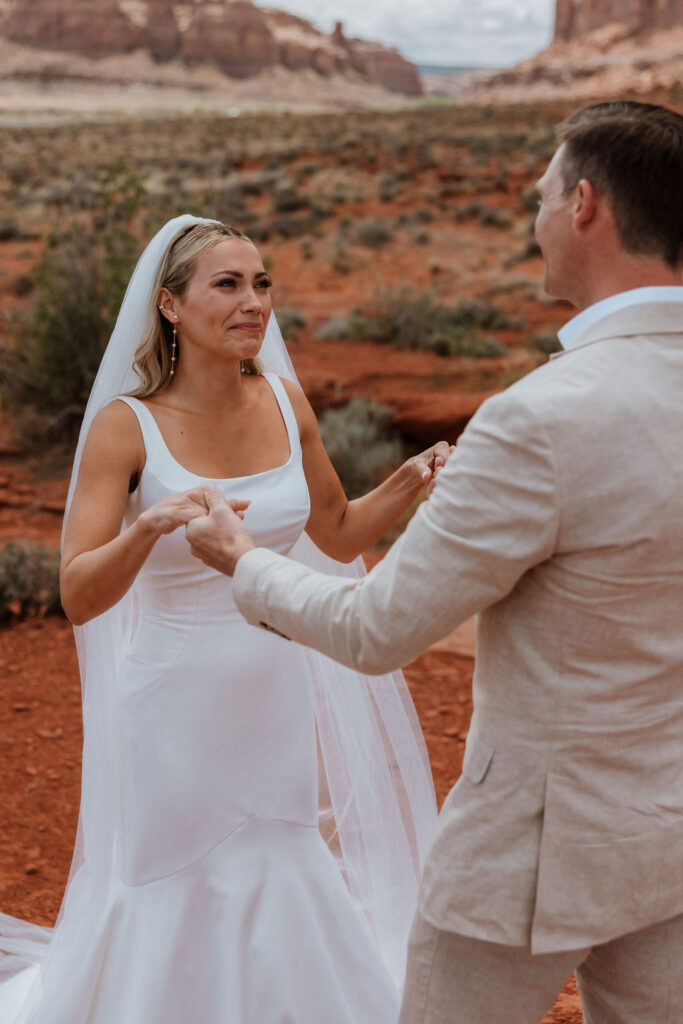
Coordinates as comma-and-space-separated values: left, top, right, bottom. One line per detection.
554, 0, 682, 40
0, 0, 422, 95
146, 0, 182, 63
183, 1, 279, 77
3, 0, 143, 56
462, 0, 682, 103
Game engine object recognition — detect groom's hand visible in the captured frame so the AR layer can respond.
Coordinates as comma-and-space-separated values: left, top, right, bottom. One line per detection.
185, 485, 254, 577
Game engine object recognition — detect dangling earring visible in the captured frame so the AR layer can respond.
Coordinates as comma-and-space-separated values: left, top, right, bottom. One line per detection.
170, 317, 178, 377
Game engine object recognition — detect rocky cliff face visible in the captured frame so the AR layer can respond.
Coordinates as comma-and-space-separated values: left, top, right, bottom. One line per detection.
554, 0, 682, 41
0, 0, 422, 95
4, 0, 143, 56
463, 0, 682, 103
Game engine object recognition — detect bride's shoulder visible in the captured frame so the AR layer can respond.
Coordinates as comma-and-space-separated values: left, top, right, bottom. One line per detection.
275, 376, 316, 438
84, 399, 145, 462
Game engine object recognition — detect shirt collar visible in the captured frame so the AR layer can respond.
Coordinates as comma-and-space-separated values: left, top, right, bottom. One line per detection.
558, 286, 683, 351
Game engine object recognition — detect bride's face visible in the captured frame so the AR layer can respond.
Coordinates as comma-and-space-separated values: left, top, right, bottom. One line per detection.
167, 238, 273, 364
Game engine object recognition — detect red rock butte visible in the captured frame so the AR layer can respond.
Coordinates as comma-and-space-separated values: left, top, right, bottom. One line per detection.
0, 0, 422, 95
554, 0, 682, 41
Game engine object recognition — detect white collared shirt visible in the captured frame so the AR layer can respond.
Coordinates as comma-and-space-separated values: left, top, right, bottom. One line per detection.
558, 286, 683, 351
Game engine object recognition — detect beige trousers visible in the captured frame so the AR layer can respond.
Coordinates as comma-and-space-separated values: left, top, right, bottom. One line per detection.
399, 909, 683, 1024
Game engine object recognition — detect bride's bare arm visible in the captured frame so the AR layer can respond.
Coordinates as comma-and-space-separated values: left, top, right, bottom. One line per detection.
60, 401, 207, 625
282, 379, 451, 564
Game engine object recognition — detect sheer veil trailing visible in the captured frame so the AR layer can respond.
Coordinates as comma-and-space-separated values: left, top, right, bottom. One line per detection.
0, 216, 437, 1021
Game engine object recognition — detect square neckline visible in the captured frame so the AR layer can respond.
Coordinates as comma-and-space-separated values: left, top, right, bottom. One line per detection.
122, 373, 297, 484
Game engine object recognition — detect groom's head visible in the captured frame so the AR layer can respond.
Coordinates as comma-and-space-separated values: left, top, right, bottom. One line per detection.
535, 101, 683, 309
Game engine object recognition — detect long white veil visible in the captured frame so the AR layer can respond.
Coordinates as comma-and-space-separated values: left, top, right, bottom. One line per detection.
0, 216, 436, 1021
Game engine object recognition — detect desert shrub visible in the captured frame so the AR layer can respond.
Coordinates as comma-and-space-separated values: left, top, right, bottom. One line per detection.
318, 398, 403, 499
376, 173, 398, 203
352, 218, 393, 248
211, 185, 250, 224
0, 542, 62, 623
299, 237, 314, 260
330, 238, 352, 275
0, 220, 21, 241
479, 207, 514, 229
453, 200, 483, 222
12, 273, 34, 297
530, 330, 562, 356
276, 306, 308, 342
316, 288, 510, 359
261, 211, 323, 239
272, 189, 312, 214
509, 217, 542, 264
0, 162, 145, 443
520, 184, 541, 212
314, 314, 363, 341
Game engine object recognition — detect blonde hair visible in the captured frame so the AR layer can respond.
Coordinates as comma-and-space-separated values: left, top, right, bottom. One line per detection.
128, 222, 263, 397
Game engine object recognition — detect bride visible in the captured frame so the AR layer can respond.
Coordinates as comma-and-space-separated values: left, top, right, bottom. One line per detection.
0, 216, 438, 1024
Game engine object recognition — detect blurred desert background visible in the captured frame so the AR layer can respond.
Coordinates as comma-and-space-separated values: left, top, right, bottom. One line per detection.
1, 2, 681, 1021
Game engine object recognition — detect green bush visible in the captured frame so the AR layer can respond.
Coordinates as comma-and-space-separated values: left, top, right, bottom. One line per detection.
276, 306, 308, 342
0, 542, 62, 622
352, 218, 393, 248
316, 287, 510, 359
0, 162, 145, 443
530, 330, 562, 356
259, 211, 323, 240
318, 398, 403, 499
0, 220, 21, 241
272, 189, 312, 214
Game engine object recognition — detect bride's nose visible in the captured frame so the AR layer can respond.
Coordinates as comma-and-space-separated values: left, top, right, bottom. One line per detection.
240, 287, 263, 313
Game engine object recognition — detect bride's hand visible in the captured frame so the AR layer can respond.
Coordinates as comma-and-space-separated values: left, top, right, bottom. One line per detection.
137, 487, 210, 538
403, 441, 455, 496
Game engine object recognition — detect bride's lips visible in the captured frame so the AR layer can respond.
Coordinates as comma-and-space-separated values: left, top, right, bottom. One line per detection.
229, 323, 262, 331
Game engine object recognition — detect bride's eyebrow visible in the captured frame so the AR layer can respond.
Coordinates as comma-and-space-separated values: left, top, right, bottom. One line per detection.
210, 270, 270, 280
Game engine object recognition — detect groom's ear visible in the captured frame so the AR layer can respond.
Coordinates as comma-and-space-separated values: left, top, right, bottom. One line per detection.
572, 178, 598, 231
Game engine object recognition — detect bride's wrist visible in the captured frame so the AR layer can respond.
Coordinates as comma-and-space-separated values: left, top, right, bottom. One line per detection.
396, 459, 425, 498
135, 510, 163, 543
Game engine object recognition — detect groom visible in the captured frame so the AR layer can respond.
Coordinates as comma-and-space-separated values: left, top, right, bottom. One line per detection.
187, 101, 683, 1023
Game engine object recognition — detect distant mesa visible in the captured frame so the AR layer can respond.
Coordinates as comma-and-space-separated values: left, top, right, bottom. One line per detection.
554, 0, 682, 42
463, 0, 683, 101
0, 0, 422, 95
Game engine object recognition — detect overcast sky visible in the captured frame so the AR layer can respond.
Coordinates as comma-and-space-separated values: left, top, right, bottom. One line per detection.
275, 0, 556, 68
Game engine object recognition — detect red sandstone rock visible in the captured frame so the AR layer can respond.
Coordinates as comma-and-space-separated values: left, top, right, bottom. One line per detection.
3, 0, 142, 56
554, 0, 682, 42
0, 0, 422, 96
465, 0, 683, 104
351, 42, 423, 97
182, 1, 279, 79
146, 0, 182, 63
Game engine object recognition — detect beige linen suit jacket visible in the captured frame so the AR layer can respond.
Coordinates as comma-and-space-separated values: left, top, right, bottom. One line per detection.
234, 300, 683, 954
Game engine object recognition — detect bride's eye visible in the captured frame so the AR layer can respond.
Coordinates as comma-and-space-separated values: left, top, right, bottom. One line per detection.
217, 278, 238, 288
256, 277, 273, 289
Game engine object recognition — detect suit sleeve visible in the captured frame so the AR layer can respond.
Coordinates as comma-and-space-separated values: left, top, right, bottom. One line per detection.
233, 388, 560, 674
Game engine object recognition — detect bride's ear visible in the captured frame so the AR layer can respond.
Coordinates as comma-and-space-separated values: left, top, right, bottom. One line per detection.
157, 288, 177, 322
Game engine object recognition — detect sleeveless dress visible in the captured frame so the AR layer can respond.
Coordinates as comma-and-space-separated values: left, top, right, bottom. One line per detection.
11, 373, 399, 1024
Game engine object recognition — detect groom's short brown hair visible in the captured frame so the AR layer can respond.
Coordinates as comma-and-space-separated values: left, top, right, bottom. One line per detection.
557, 101, 683, 268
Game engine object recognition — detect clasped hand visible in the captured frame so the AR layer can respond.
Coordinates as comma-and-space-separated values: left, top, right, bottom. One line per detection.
178, 439, 455, 577
185, 486, 253, 578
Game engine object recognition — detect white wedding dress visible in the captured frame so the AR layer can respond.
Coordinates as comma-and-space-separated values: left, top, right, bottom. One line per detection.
0, 374, 398, 1023
0, 216, 436, 1024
